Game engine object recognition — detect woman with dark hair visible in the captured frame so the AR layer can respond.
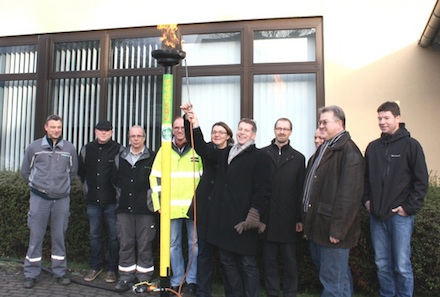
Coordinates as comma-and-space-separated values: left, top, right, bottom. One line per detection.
184, 114, 234, 297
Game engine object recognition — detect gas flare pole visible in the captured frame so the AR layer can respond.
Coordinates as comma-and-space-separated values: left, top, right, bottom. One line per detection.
152, 49, 186, 297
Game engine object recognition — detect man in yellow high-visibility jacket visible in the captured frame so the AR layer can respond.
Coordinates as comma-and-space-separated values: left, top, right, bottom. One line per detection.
150, 116, 203, 295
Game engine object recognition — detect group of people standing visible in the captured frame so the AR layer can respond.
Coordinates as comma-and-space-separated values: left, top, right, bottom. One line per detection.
19, 100, 428, 297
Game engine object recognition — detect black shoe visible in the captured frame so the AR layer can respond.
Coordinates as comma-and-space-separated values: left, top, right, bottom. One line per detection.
56, 275, 71, 285
115, 279, 132, 292
187, 283, 197, 294
170, 285, 180, 292
23, 278, 36, 289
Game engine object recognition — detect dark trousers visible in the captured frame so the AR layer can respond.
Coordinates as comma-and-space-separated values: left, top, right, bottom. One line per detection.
197, 237, 233, 297
219, 249, 259, 297
196, 238, 213, 297
116, 213, 156, 282
263, 241, 298, 297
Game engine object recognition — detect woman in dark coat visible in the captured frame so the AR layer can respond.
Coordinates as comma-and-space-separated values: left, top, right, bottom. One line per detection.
181, 103, 271, 297
184, 116, 234, 297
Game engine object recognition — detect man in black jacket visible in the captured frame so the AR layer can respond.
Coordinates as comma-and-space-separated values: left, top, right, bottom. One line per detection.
112, 125, 157, 292
78, 120, 122, 284
261, 118, 306, 297
363, 101, 428, 297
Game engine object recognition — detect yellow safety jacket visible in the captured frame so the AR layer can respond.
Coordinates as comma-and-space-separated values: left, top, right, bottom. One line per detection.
150, 143, 203, 219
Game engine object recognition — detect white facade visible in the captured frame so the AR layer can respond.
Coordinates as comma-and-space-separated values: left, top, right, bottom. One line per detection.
1, 0, 439, 174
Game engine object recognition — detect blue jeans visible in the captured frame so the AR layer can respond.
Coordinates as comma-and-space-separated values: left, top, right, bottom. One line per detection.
370, 214, 414, 297
170, 218, 198, 286
87, 204, 119, 272
310, 241, 353, 297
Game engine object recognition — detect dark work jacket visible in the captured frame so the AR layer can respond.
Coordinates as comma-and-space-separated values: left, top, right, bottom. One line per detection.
303, 131, 364, 249
191, 126, 272, 256
363, 124, 428, 220
78, 139, 122, 205
113, 146, 156, 215
261, 140, 306, 243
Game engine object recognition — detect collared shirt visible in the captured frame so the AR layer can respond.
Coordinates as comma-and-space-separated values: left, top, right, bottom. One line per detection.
127, 146, 145, 166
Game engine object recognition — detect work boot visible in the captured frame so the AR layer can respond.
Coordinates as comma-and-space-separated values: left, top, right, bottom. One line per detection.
23, 278, 36, 289
105, 271, 117, 283
56, 275, 71, 285
115, 279, 132, 292
83, 268, 103, 282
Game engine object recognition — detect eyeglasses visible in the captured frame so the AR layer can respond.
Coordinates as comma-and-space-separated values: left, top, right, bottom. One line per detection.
211, 130, 228, 135
129, 135, 145, 138
275, 127, 291, 132
317, 119, 338, 126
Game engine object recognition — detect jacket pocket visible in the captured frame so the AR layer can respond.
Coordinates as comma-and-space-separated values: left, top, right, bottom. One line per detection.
317, 202, 333, 216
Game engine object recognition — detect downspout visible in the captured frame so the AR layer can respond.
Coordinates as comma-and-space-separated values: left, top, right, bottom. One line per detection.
419, 0, 440, 48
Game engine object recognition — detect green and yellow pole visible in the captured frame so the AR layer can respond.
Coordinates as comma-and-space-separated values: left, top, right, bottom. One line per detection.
160, 72, 173, 296
152, 49, 185, 297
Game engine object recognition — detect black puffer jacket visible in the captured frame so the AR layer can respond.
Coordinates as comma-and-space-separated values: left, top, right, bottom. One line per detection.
363, 124, 428, 220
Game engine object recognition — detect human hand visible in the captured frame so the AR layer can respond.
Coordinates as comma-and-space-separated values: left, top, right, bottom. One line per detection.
392, 206, 408, 216
180, 102, 193, 114
234, 221, 245, 234
180, 103, 199, 127
329, 236, 340, 244
365, 200, 371, 212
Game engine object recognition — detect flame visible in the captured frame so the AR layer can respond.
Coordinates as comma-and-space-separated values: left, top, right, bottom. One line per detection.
157, 24, 181, 49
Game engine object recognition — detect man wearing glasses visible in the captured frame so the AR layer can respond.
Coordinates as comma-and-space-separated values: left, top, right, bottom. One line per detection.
112, 125, 157, 292
302, 106, 364, 297
261, 118, 306, 297
150, 117, 203, 295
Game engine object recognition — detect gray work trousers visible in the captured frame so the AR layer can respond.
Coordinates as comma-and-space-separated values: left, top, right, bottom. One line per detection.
24, 192, 70, 279
116, 213, 156, 282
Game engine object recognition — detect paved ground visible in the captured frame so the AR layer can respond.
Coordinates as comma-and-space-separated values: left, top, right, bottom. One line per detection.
0, 259, 189, 297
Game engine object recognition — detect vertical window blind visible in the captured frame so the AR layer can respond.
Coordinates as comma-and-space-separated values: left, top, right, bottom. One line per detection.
0, 45, 37, 170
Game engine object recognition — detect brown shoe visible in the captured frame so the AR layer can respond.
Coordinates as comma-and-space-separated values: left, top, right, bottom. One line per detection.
83, 269, 103, 282
105, 271, 117, 283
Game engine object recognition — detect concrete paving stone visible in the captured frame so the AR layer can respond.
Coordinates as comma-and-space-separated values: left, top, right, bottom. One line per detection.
0, 261, 166, 297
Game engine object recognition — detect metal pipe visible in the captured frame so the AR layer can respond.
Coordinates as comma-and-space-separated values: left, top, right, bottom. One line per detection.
419, 0, 440, 48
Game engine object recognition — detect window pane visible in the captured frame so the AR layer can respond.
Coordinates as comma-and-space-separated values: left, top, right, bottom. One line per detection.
50, 77, 101, 153
0, 45, 37, 74
0, 80, 36, 170
181, 76, 240, 137
254, 29, 316, 63
182, 33, 241, 66
253, 73, 316, 158
111, 37, 161, 69
54, 41, 100, 71
108, 75, 161, 151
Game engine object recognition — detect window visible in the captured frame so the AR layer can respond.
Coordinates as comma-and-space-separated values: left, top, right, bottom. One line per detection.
0, 17, 323, 170
0, 44, 37, 170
